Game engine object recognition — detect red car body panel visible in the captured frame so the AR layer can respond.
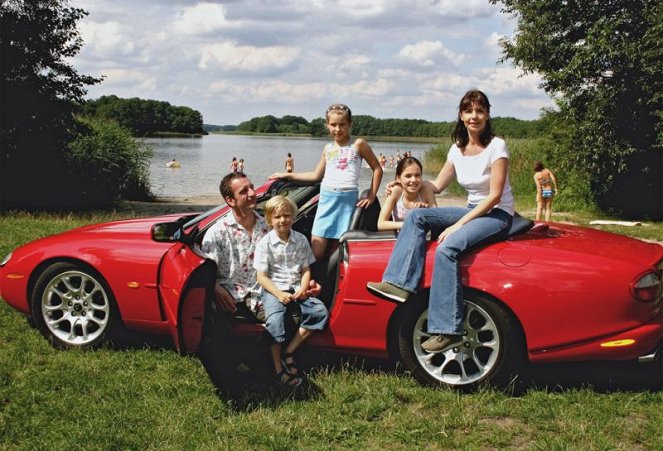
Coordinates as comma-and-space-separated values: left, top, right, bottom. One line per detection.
2, 180, 662, 368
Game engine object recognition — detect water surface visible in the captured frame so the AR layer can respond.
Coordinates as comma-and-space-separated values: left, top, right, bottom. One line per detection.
146, 134, 438, 198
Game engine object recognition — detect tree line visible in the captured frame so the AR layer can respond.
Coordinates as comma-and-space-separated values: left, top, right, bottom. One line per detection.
235, 114, 547, 139
82, 95, 204, 136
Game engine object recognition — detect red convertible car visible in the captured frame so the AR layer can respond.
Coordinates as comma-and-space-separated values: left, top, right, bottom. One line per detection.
1, 179, 662, 389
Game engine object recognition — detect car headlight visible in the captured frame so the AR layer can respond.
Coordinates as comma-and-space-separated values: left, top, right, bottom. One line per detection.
0, 252, 12, 267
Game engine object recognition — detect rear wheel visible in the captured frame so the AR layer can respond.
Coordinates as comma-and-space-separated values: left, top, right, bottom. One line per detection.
397, 290, 526, 390
31, 262, 116, 349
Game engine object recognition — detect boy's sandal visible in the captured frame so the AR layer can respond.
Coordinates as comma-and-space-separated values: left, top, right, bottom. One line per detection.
281, 352, 304, 377
275, 369, 303, 387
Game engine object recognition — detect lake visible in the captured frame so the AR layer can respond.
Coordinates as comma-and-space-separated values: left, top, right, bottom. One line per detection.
145, 134, 439, 198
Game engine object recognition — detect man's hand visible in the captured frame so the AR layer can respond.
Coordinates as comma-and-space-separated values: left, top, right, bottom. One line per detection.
214, 284, 237, 314
306, 279, 322, 298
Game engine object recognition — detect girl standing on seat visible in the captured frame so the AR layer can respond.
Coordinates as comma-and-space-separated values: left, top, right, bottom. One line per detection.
270, 103, 383, 260
377, 156, 437, 231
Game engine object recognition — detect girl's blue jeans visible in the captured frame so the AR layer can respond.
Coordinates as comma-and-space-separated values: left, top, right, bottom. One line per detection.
382, 206, 512, 335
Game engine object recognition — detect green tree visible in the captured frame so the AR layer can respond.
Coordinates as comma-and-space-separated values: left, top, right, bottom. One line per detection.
1, 0, 102, 209
66, 117, 153, 203
491, 0, 663, 218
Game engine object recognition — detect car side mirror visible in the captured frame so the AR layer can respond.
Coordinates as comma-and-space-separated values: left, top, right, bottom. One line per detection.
151, 221, 183, 242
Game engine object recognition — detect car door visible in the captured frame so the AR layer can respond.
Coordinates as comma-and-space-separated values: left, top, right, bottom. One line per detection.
158, 242, 216, 355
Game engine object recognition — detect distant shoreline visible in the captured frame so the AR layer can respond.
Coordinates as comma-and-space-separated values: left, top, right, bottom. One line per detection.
209, 131, 447, 145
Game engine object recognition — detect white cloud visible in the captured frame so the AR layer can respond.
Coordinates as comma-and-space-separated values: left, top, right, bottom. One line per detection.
198, 42, 301, 72
396, 41, 463, 67
430, 0, 494, 18
79, 21, 134, 56
207, 80, 327, 104
172, 2, 231, 36
481, 66, 544, 96
96, 68, 157, 92
483, 32, 505, 61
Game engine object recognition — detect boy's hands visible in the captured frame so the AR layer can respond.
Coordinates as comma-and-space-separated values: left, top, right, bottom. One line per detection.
277, 291, 295, 304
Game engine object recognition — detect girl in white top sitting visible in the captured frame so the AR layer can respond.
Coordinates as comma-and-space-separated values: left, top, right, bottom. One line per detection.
270, 103, 383, 260
377, 156, 437, 231
368, 89, 514, 354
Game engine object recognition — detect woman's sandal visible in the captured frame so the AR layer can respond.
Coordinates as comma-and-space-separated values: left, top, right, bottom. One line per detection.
281, 352, 304, 378
275, 369, 303, 387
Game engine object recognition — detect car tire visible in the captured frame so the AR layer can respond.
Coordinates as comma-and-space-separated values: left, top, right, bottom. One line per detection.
31, 262, 117, 349
397, 289, 526, 391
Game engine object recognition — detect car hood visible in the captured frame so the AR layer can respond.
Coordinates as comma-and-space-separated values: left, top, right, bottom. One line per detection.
518, 222, 663, 267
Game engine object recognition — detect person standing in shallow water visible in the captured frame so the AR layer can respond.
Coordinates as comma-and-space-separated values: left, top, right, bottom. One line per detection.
367, 89, 514, 354
230, 157, 239, 172
533, 161, 558, 222
285, 153, 294, 173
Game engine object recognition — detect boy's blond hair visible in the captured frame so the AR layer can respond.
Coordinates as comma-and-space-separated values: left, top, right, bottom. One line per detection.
264, 195, 298, 224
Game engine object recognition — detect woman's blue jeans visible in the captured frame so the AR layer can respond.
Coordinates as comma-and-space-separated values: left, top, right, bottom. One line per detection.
382, 207, 512, 335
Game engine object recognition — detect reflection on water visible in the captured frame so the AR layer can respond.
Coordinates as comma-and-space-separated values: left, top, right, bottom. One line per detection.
145, 134, 437, 198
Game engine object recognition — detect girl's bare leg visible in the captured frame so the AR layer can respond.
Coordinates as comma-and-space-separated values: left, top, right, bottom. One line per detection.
545, 198, 554, 222
311, 235, 328, 261
536, 200, 543, 221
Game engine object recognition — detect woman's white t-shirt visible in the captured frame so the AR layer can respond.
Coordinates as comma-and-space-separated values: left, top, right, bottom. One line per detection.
447, 137, 514, 215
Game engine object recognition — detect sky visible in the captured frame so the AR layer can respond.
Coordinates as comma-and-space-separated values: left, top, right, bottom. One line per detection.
70, 0, 556, 125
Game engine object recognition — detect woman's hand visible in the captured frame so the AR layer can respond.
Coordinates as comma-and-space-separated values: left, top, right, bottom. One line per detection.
437, 222, 463, 243
384, 180, 400, 197
269, 172, 288, 180
412, 201, 429, 209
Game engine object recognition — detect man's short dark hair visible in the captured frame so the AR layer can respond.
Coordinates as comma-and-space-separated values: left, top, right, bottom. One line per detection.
219, 172, 248, 200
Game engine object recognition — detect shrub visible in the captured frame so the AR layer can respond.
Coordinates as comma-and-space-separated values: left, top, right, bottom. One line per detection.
66, 116, 154, 203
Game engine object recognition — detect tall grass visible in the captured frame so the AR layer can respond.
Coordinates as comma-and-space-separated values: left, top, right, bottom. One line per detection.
424, 137, 596, 213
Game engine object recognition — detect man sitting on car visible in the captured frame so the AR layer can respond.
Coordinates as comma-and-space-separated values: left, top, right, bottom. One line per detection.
201, 172, 320, 320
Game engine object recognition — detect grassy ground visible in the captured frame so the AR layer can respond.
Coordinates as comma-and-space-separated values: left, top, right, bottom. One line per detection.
1, 205, 663, 449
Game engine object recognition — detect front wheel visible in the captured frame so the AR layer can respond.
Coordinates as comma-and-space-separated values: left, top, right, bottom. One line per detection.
397, 290, 526, 390
31, 262, 117, 349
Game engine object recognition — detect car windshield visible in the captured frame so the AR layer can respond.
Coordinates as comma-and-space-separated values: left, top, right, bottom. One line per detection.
181, 181, 321, 235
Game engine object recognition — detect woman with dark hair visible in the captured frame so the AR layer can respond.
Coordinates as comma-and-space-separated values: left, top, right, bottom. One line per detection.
367, 89, 514, 353
533, 161, 558, 221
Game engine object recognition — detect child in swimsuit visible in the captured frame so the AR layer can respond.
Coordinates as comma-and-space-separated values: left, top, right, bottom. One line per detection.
534, 160, 559, 221
377, 157, 437, 231
229, 157, 239, 172
270, 104, 383, 260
